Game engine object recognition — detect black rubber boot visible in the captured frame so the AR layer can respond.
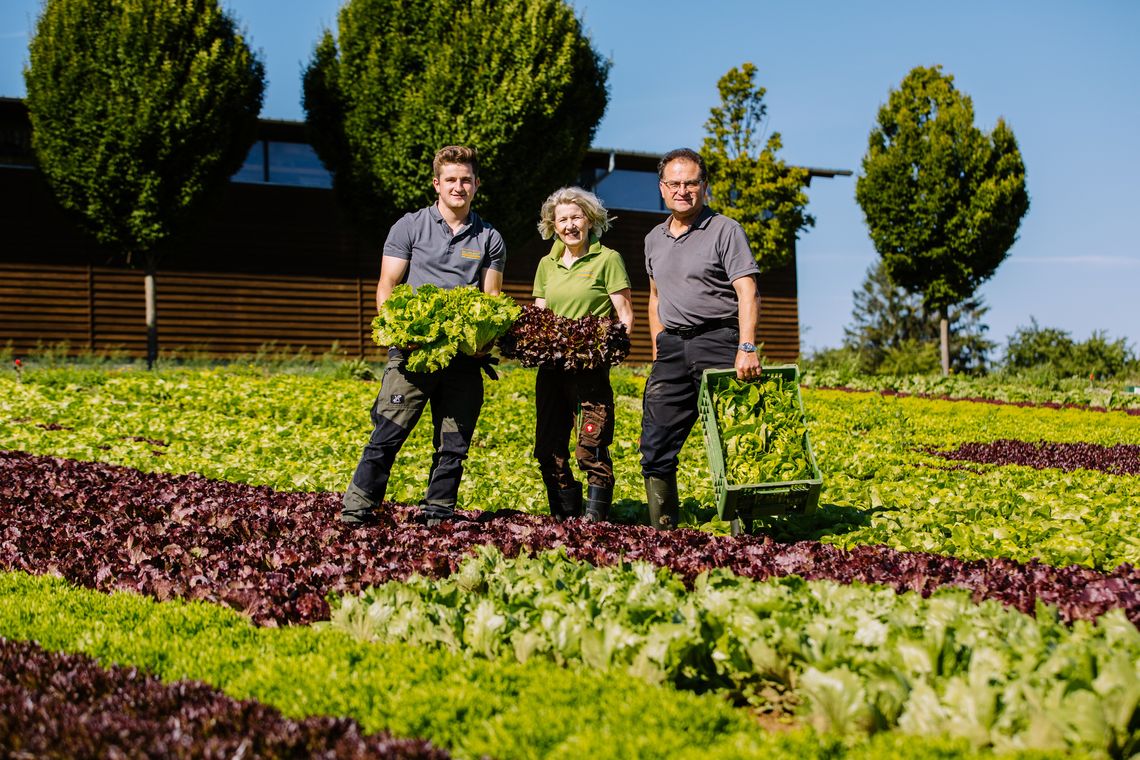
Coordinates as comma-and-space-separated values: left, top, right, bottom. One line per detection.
583, 484, 613, 522
644, 474, 679, 530
340, 481, 382, 525
550, 482, 582, 522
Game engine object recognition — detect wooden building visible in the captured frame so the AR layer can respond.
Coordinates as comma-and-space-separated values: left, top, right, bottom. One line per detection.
0, 98, 849, 364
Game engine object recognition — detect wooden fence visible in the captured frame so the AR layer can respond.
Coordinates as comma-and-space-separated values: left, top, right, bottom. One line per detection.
0, 165, 802, 365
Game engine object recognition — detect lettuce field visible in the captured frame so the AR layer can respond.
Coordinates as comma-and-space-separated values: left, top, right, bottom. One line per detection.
1, 364, 1138, 758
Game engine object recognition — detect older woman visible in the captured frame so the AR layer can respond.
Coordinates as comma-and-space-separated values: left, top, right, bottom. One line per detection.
532, 186, 634, 522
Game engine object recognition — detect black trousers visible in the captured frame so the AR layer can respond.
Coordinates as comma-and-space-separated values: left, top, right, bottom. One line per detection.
350, 352, 484, 510
533, 365, 615, 490
639, 326, 738, 478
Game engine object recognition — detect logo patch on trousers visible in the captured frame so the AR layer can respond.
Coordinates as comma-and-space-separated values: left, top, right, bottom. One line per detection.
390, 393, 405, 404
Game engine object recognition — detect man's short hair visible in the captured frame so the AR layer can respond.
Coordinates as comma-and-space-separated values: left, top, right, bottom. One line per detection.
433, 145, 480, 178
657, 148, 707, 182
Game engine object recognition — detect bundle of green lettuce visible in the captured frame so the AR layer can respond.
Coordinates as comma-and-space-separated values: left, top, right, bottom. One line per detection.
371, 284, 521, 373
712, 374, 813, 484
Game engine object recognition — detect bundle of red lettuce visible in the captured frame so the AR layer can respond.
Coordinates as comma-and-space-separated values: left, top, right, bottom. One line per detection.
498, 304, 630, 370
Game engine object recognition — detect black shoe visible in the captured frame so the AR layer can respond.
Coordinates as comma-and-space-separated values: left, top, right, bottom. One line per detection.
339, 509, 376, 526
341, 482, 381, 525
414, 504, 458, 527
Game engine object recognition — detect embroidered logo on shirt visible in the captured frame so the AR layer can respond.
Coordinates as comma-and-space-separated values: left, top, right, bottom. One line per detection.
459, 248, 482, 260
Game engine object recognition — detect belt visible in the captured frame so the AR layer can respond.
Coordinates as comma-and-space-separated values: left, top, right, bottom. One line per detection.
663, 317, 737, 339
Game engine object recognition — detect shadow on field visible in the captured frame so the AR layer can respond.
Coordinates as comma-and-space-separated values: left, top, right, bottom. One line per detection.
676, 500, 876, 542
468, 497, 879, 543
757, 503, 876, 543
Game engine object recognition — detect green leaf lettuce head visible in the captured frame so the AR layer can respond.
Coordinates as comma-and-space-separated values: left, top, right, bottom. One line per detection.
713, 374, 812, 484
371, 285, 521, 372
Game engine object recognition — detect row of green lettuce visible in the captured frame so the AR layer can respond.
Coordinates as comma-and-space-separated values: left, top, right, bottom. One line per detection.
1, 365, 1138, 571
325, 546, 1140, 757
796, 388, 1140, 570
799, 368, 1140, 412
0, 570, 1071, 760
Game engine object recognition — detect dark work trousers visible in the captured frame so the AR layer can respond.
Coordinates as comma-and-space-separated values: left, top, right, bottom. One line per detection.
533, 364, 615, 490
350, 352, 484, 512
640, 326, 738, 478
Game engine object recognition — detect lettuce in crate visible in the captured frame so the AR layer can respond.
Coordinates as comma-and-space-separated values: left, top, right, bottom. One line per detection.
498, 304, 630, 370
712, 374, 812, 484
371, 284, 521, 373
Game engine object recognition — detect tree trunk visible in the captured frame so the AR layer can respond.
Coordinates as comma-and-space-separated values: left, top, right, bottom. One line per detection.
144, 259, 158, 370
939, 307, 950, 376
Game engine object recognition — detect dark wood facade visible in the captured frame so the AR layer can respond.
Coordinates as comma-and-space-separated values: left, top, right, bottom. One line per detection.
1, 98, 826, 365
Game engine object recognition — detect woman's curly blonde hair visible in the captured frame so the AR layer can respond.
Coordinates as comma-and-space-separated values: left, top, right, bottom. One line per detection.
537, 186, 614, 240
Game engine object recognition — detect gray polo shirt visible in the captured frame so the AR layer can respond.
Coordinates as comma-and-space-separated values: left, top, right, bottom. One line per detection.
384, 204, 506, 289
644, 206, 759, 329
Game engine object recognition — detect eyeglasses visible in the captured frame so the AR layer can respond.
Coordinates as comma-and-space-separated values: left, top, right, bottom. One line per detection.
660, 179, 703, 192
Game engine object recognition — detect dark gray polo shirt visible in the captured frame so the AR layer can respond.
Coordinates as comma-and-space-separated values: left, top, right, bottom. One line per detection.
384, 204, 506, 289
644, 206, 759, 329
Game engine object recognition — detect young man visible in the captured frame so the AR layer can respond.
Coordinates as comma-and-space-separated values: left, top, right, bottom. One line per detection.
640, 147, 761, 529
340, 145, 506, 526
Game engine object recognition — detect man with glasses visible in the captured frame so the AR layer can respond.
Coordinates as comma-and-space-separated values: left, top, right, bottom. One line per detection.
640, 147, 761, 530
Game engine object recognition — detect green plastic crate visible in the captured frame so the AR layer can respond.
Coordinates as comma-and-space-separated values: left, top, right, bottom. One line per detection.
697, 364, 822, 524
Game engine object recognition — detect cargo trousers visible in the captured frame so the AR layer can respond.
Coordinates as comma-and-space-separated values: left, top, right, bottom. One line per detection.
533, 364, 615, 491
640, 325, 739, 478
348, 351, 484, 516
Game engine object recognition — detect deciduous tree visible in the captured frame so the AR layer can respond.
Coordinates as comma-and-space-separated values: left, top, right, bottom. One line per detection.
855, 65, 1028, 375
24, 0, 265, 367
1004, 318, 1136, 379
701, 63, 813, 272
302, 0, 608, 245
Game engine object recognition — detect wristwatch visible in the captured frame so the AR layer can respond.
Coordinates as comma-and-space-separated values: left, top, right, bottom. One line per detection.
738, 342, 756, 353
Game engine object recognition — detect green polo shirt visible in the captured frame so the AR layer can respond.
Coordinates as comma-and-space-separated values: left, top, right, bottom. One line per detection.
532, 237, 631, 319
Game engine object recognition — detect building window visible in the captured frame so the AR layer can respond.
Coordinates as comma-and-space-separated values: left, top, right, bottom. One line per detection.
232, 140, 333, 188
591, 169, 664, 212
232, 141, 267, 183
268, 141, 333, 188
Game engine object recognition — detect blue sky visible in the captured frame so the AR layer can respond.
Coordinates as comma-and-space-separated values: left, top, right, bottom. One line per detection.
2, 1, 1137, 356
